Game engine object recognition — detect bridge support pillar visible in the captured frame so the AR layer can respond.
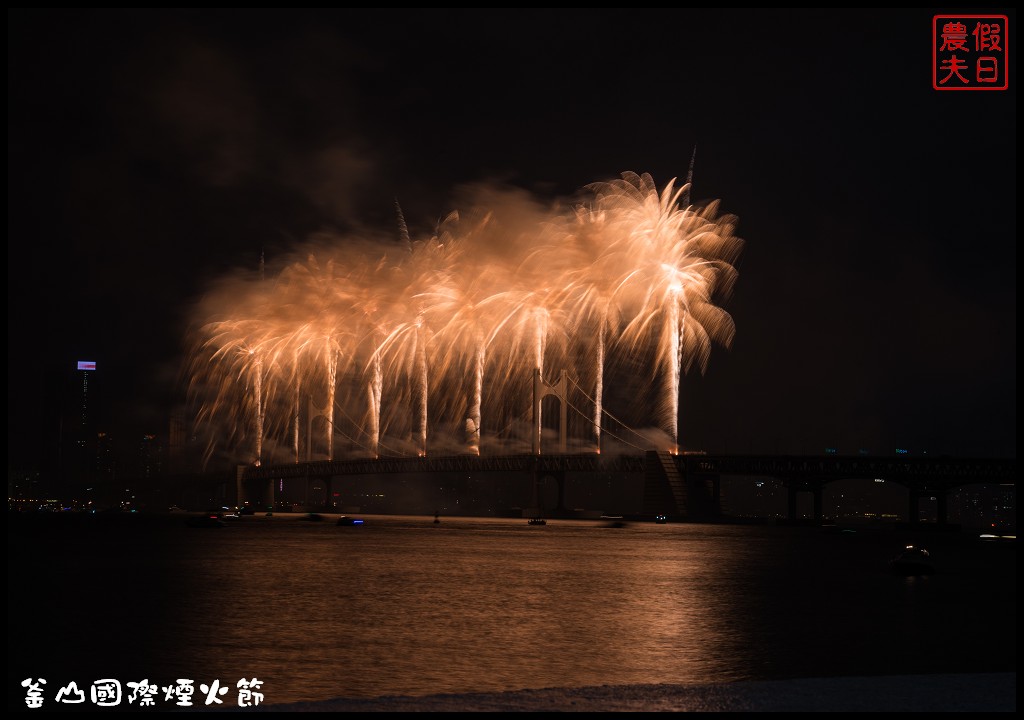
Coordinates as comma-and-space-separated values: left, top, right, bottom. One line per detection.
936, 491, 948, 525
907, 491, 921, 523
236, 465, 247, 508
907, 489, 948, 524
531, 470, 567, 516
786, 481, 823, 521
264, 477, 275, 512
554, 472, 567, 514
531, 471, 540, 511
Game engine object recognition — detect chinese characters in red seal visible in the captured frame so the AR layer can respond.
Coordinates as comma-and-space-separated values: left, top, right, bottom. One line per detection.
933, 15, 1008, 90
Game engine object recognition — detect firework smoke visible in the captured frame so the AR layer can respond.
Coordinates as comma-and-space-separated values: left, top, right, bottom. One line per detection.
187, 172, 742, 466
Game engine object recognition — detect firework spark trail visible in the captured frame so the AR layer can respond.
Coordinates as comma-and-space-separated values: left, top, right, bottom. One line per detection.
368, 350, 383, 458
187, 172, 743, 464
253, 352, 264, 466
471, 340, 485, 454
292, 347, 301, 462
395, 198, 412, 253
416, 326, 427, 455
594, 319, 605, 452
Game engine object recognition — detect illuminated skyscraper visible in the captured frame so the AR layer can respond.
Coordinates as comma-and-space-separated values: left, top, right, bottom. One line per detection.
74, 360, 98, 475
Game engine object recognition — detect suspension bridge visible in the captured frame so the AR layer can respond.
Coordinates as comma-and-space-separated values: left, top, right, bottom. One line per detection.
237, 370, 1016, 523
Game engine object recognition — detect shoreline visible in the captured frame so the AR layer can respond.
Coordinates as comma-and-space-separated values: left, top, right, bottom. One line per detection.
234, 673, 1016, 712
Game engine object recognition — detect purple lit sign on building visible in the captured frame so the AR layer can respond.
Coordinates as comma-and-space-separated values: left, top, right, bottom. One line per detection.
77, 361, 97, 371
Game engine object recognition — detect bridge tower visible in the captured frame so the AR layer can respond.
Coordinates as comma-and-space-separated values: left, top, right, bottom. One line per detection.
532, 368, 568, 455
529, 368, 569, 516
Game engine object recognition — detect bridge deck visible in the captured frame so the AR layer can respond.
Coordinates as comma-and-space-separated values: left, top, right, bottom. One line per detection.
242, 454, 1016, 486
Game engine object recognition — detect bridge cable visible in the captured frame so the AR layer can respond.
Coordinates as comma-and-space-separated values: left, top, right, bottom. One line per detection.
558, 393, 650, 453
327, 404, 412, 458
566, 376, 658, 445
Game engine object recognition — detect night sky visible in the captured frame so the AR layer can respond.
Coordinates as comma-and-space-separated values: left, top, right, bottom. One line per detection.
7, 9, 1016, 473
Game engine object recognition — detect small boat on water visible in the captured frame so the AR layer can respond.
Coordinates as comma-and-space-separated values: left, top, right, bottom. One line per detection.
655, 514, 668, 524
187, 514, 225, 528
528, 518, 546, 526
890, 545, 934, 575
337, 515, 365, 526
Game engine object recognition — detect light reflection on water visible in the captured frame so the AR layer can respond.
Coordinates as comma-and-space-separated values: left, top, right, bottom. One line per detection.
178, 517, 754, 701
8, 513, 1016, 706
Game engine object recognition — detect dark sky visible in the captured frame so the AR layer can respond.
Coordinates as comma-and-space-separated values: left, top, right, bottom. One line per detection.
7, 8, 1016, 470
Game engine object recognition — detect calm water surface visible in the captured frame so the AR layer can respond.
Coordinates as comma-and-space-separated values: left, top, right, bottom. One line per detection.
8, 513, 1016, 708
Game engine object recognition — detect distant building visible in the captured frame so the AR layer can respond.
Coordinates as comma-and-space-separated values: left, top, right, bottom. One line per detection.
95, 430, 116, 479
166, 409, 204, 475
168, 410, 187, 474
138, 433, 163, 479
72, 360, 100, 479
